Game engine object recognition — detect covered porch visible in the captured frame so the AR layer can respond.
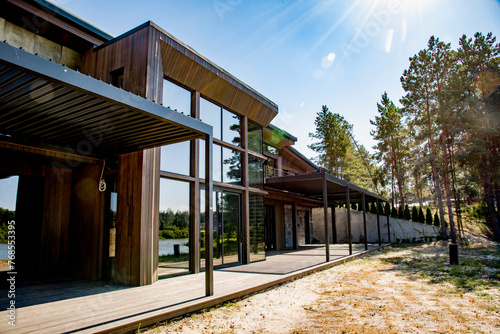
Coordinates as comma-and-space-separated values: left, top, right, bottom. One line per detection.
265, 171, 391, 259
0, 243, 387, 333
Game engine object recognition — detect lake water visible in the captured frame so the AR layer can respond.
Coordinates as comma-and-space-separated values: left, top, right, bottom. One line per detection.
0, 243, 8, 260
159, 238, 189, 255
0, 239, 189, 259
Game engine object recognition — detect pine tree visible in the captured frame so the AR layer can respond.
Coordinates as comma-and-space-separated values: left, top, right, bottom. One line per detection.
370, 92, 409, 208
308, 105, 353, 178
401, 36, 455, 242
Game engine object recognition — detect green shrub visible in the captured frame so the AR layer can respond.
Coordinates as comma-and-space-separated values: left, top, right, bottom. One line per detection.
391, 206, 398, 218
404, 205, 411, 220
426, 208, 433, 225
434, 212, 440, 227
411, 206, 419, 222
419, 207, 425, 224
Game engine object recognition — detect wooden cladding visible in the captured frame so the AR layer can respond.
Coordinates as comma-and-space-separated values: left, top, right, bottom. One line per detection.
160, 39, 277, 126
116, 148, 160, 286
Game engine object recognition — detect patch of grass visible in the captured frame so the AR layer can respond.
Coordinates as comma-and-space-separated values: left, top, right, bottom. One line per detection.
381, 244, 499, 293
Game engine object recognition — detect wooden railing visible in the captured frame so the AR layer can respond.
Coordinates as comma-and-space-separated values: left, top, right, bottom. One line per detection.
264, 166, 296, 178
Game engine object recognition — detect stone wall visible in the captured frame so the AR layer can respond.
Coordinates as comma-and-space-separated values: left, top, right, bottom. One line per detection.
312, 208, 442, 243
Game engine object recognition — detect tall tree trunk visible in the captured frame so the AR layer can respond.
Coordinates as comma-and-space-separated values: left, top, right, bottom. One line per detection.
425, 102, 447, 241
480, 147, 500, 241
441, 131, 457, 243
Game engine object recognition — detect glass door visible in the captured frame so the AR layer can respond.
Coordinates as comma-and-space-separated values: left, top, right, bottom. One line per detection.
212, 190, 241, 266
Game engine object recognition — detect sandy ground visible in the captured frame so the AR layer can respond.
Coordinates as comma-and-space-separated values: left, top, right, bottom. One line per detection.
142, 238, 500, 334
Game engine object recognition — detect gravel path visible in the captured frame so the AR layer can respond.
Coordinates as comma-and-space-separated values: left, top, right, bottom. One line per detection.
142, 240, 500, 334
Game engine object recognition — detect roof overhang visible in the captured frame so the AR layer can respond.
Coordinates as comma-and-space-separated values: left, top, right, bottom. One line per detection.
264, 124, 297, 148
154, 22, 278, 127
0, 41, 211, 158
265, 172, 387, 204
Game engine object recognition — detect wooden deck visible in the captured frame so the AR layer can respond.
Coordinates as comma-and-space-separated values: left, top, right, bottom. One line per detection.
0, 244, 387, 333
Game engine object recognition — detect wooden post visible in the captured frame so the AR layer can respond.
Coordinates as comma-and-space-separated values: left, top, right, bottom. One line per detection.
331, 205, 337, 244
292, 202, 298, 250
241, 116, 250, 264
386, 202, 391, 243
362, 193, 368, 250
376, 198, 381, 246
346, 187, 352, 255
323, 174, 330, 262
205, 134, 214, 296
190, 91, 200, 273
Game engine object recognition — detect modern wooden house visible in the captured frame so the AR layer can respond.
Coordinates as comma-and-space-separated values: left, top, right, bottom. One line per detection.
0, 0, 388, 299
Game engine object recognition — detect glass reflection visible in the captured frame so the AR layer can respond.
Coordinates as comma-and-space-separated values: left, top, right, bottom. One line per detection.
248, 121, 263, 154
223, 147, 241, 185
222, 109, 241, 146
158, 178, 191, 277
162, 79, 191, 115
249, 194, 266, 262
199, 141, 222, 182
249, 156, 264, 187
200, 98, 221, 140
0, 176, 18, 265
160, 142, 190, 175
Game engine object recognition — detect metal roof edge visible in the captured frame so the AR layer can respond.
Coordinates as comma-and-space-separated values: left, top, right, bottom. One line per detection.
32, 0, 115, 41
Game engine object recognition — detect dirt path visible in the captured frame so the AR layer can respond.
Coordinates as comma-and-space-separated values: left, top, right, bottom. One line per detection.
142, 240, 500, 334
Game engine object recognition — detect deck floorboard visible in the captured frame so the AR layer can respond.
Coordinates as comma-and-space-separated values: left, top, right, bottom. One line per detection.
0, 244, 386, 333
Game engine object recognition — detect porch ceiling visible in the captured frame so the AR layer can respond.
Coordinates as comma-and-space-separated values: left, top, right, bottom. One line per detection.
265, 171, 387, 204
0, 41, 211, 158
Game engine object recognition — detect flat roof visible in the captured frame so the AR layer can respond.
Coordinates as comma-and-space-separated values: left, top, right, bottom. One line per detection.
0, 41, 211, 157
265, 171, 387, 204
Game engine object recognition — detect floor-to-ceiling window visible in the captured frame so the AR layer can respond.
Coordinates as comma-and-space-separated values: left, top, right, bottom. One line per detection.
200, 98, 242, 185
248, 121, 266, 262
159, 79, 193, 277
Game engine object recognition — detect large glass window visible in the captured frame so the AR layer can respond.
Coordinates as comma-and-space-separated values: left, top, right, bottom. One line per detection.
223, 147, 241, 185
249, 156, 264, 187
160, 142, 190, 175
248, 121, 263, 154
200, 189, 242, 268
249, 194, 265, 262
0, 176, 18, 268
200, 98, 221, 140
222, 109, 241, 146
159, 178, 191, 277
163, 79, 191, 115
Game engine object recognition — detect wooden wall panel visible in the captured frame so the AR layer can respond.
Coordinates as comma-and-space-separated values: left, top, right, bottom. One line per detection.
116, 148, 159, 286
81, 26, 150, 98
70, 164, 106, 281
39, 166, 72, 279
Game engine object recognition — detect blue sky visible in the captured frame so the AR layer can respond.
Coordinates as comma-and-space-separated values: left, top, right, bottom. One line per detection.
52, 0, 500, 159
1, 0, 499, 211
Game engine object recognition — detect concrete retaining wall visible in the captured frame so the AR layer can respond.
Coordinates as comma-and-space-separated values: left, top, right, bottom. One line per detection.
312, 208, 442, 243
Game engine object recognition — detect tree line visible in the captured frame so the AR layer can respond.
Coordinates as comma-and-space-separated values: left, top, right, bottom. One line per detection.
309, 32, 499, 242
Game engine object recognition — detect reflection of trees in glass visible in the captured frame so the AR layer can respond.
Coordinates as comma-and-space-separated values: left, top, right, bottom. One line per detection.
222, 193, 239, 256
158, 209, 189, 239
223, 148, 241, 183
0, 207, 15, 244
249, 157, 263, 186
249, 194, 265, 261
248, 122, 263, 154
